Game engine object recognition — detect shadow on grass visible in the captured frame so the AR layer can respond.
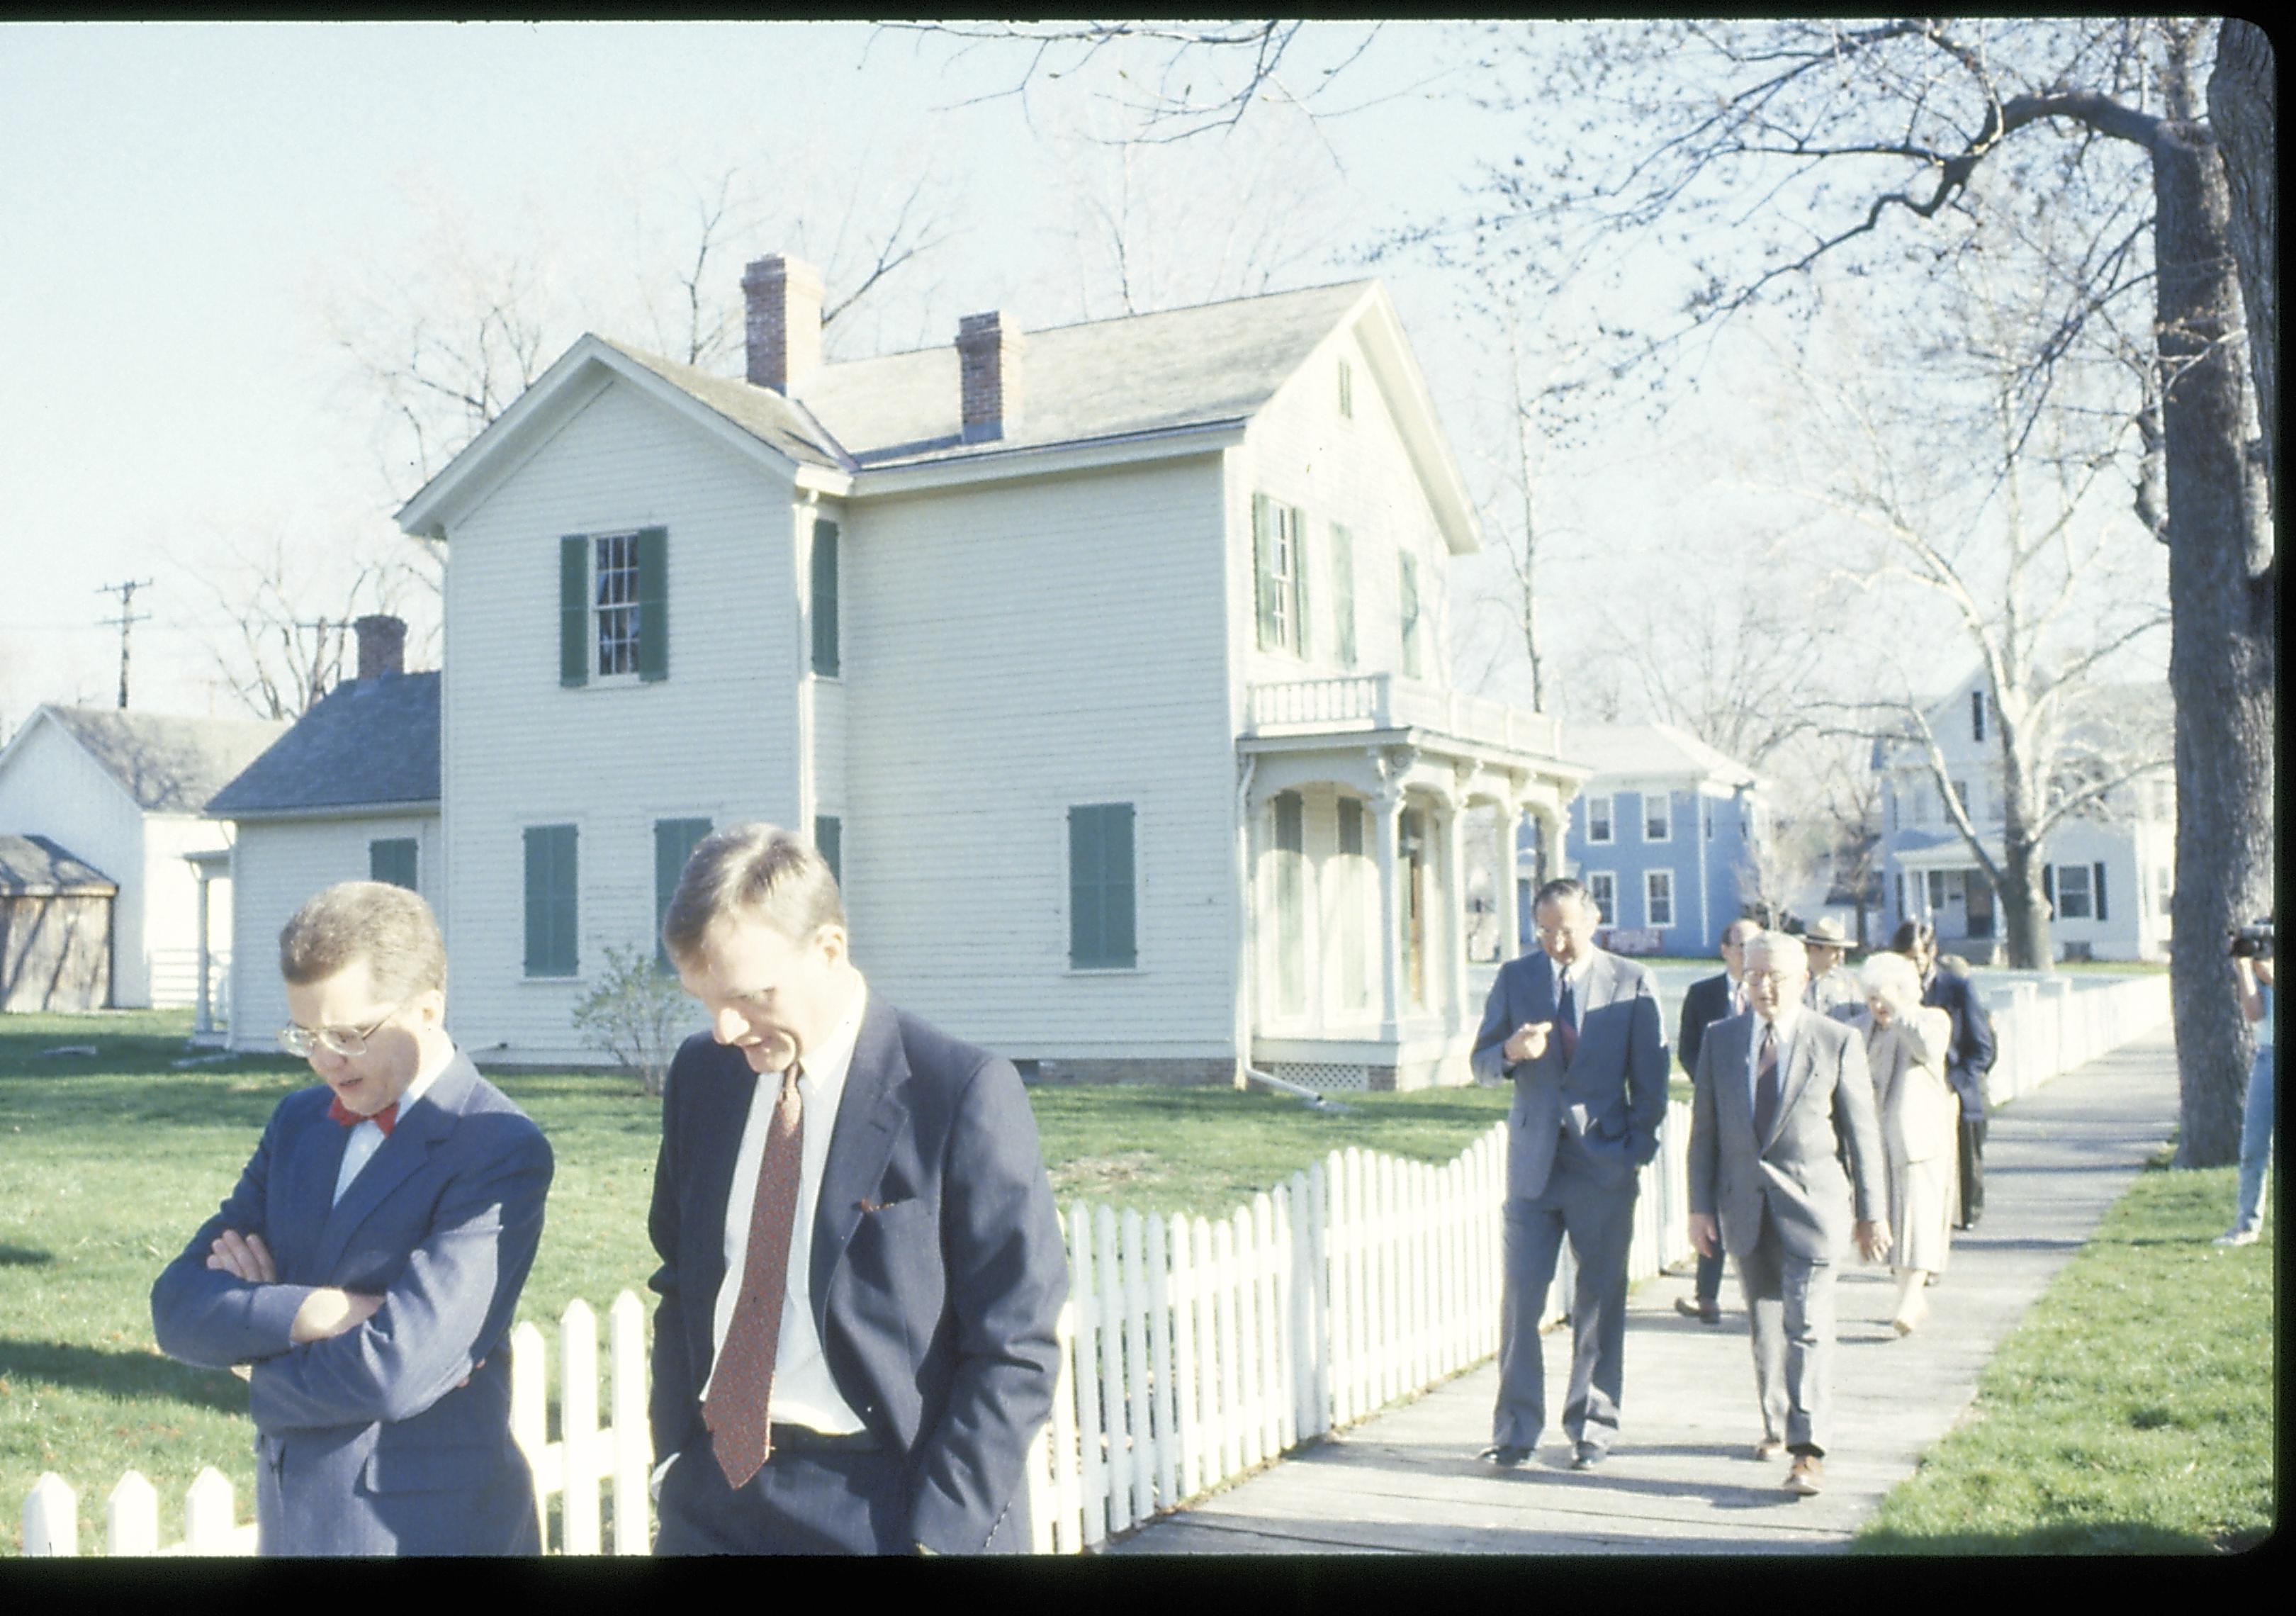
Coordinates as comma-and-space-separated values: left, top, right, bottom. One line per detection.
0, 1338, 247, 1413
0, 1244, 54, 1267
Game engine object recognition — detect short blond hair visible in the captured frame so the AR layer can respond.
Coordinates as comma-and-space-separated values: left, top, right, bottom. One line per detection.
661, 821, 845, 963
278, 880, 446, 1001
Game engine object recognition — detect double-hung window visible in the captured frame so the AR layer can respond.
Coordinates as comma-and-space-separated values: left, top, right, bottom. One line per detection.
1253, 495, 1310, 657
1587, 794, 1614, 845
1645, 868, 1675, 928
1586, 872, 1616, 926
561, 528, 668, 685
1644, 792, 1670, 842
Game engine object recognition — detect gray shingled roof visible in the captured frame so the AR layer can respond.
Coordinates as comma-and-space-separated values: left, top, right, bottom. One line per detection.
40, 706, 292, 814
206, 672, 439, 818
0, 834, 117, 895
607, 279, 1375, 472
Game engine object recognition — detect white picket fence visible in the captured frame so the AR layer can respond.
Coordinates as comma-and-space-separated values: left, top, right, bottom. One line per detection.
20, 970, 2167, 1556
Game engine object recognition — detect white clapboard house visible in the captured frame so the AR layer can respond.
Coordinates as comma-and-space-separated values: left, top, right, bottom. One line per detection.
383, 257, 1582, 1089
206, 617, 441, 1051
0, 705, 286, 1011
1876, 668, 2176, 963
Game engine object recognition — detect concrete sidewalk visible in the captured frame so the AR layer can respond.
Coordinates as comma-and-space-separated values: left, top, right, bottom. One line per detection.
1108, 1026, 2181, 1554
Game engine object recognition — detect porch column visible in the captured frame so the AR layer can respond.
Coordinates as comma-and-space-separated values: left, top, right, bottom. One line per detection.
192, 870, 213, 1038
1445, 791, 1472, 1033
1373, 782, 1404, 1039
1497, 797, 1524, 964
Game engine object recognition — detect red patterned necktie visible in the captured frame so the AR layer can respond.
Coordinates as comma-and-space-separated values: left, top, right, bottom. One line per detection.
327, 1096, 397, 1135
704, 1062, 806, 1490
1753, 1023, 1782, 1140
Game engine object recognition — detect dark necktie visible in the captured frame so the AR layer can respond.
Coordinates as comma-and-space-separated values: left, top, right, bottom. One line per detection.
1752, 1022, 1782, 1140
327, 1096, 396, 1135
704, 1062, 806, 1490
1556, 972, 1579, 1067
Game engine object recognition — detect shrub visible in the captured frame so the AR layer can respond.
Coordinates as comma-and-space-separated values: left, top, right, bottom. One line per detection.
570, 945, 693, 1096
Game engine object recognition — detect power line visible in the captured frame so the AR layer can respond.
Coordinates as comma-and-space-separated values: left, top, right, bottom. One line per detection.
95, 578, 154, 711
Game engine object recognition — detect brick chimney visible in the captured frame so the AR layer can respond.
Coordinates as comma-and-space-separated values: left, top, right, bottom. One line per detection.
957, 311, 1025, 442
743, 254, 823, 395
354, 614, 406, 681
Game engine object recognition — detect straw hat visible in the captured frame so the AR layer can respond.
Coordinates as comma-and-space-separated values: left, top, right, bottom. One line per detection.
1802, 916, 1854, 953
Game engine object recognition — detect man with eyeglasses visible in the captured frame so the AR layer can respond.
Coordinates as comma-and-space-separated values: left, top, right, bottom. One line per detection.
152, 880, 553, 1555
1470, 877, 1668, 1474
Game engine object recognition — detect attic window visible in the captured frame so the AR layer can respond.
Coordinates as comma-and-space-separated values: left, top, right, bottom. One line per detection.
1338, 358, 1354, 420
595, 534, 641, 676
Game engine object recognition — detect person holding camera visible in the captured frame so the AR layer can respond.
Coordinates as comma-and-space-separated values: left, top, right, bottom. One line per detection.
2215, 924, 2274, 1248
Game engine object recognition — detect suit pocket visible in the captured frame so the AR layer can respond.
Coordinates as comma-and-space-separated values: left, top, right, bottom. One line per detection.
360, 1444, 497, 1496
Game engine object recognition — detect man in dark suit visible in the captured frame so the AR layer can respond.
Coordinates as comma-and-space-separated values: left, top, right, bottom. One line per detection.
1673, 917, 1761, 1326
648, 823, 1067, 1554
1688, 931, 1889, 1498
152, 881, 553, 1555
1470, 877, 1669, 1471
1893, 921, 1997, 1228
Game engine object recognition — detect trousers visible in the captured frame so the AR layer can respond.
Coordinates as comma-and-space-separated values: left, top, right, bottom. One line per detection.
1493, 1138, 1637, 1454
1735, 1201, 1837, 1457
2233, 1044, 2274, 1234
652, 1442, 911, 1555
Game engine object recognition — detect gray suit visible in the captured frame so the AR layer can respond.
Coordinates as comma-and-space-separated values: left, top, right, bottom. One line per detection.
1687, 1011, 1884, 1456
1470, 948, 1667, 1456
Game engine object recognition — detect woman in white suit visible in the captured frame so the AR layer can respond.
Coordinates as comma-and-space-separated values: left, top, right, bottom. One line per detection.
1856, 951, 1959, 1335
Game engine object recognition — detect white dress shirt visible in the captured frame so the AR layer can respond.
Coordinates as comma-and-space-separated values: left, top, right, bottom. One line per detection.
332, 1047, 451, 1206
698, 973, 869, 1435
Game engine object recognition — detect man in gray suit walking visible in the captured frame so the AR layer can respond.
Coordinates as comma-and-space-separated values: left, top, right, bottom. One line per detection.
1688, 931, 1890, 1498
1470, 877, 1668, 1471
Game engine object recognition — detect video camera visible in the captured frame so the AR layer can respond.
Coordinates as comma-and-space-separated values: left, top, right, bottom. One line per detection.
2228, 919, 2274, 960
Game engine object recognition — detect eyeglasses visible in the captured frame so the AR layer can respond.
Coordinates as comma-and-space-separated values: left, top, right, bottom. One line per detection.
278, 1001, 406, 1060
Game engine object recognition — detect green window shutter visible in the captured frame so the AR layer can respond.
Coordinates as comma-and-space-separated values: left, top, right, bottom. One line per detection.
1252, 494, 1279, 651
814, 814, 842, 886
369, 838, 417, 891
525, 824, 578, 977
560, 537, 589, 687
2093, 861, 2108, 922
636, 527, 669, 683
1069, 803, 1136, 969
1288, 505, 1310, 660
1331, 524, 1356, 668
1400, 552, 1422, 678
654, 817, 712, 967
811, 520, 840, 676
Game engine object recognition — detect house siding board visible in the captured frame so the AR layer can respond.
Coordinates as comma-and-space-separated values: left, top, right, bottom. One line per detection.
226, 813, 441, 1050
0, 719, 150, 1004
844, 459, 1236, 1057
1235, 326, 1448, 698
443, 376, 799, 1061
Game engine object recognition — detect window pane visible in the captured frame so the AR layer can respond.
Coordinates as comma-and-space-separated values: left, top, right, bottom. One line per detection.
1589, 796, 1613, 843
1645, 793, 1669, 841
2057, 863, 2093, 919
595, 534, 641, 676
1588, 874, 1614, 925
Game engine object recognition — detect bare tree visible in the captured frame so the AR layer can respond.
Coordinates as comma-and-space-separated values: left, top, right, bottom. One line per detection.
173, 529, 417, 720
1772, 235, 2173, 972
316, 143, 956, 510
2208, 21, 2275, 522
1441, 16, 2268, 1164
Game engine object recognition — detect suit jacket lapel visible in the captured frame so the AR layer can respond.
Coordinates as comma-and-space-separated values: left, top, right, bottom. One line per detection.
312, 1052, 478, 1276
1762, 1021, 1821, 1152
811, 992, 910, 1311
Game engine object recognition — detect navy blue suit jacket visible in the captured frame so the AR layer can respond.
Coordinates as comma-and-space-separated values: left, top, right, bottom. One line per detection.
1677, 971, 1735, 1082
647, 993, 1067, 1554
1920, 968, 1997, 1118
151, 1052, 553, 1556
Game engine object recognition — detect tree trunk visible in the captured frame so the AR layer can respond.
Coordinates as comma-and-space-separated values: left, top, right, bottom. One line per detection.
2208, 19, 2276, 521
2154, 121, 2277, 1167
1996, 836, 2052, 972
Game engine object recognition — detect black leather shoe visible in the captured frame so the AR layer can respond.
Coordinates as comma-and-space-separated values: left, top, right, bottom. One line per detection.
1480, 1444, 1531, 1469
1570, 1442, 1605, 1471
1675, 1296, 1723, 1325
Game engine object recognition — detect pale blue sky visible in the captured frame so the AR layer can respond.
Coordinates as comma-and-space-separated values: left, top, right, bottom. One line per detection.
4, 20, 1560, 721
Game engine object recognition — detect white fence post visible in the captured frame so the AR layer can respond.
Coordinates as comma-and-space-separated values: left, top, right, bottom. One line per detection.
1145, 1211, 1178, 1512
106, 1470, 158, 1556
1068, 1201, 1106, 1549
24, 1471, 77, 1556
1122, 1208, 1155, 1523
560, 1298, 600, 1555
1094, 1203, 1130, 1534
509, 1319, 548, 1545
609, 1289, 651, 1555
182, 1466, 239, 1554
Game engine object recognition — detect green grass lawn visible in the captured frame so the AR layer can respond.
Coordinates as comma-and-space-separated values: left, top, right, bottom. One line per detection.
0, 1009, 1506, 1553
1853, 1158, 2273, 1554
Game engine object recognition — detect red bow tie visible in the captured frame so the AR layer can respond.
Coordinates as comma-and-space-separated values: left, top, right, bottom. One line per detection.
327, 1096, 398, 1135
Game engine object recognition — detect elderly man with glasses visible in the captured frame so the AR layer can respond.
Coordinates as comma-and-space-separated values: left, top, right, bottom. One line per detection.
152, 880, 553, 1556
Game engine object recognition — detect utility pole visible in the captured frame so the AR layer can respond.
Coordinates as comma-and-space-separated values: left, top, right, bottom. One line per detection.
96, 579, 153, 710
